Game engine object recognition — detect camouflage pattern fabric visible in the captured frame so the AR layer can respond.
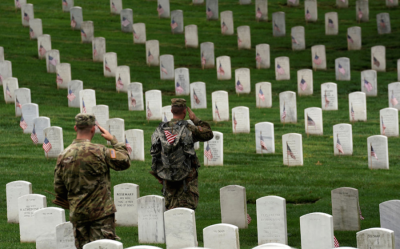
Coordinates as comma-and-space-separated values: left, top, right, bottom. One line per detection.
54, 136, 130, 223
168, 117, 214, 143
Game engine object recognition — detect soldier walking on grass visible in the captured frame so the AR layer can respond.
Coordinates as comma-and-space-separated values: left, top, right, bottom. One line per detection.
54, 114, 131, 249
150, 98, 213, 210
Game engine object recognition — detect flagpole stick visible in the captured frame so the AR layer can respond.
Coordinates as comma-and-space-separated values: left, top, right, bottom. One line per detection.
287, 142, 289, 167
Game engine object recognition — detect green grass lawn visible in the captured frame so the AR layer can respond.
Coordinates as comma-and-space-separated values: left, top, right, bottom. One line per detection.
1, 0, 400, 248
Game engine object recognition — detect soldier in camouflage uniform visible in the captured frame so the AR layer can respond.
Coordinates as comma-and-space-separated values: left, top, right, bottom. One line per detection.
54, 114, 131, 249
150, 98, 213, 210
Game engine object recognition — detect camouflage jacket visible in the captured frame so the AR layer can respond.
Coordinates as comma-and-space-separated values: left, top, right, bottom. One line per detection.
168, 117, 214, 143
54, 137, 130, 222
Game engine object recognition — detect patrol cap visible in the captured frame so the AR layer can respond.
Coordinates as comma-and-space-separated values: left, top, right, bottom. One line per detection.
171, 98, 187, 108
75, 113, 96, 128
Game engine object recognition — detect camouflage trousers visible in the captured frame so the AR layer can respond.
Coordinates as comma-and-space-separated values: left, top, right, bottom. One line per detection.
164, 168, 199, 210
72, 214, 119, 249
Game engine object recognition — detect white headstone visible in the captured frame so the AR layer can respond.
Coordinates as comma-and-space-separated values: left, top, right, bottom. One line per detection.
43, 126, 64, 158
185, 25, 198, 48
193, 0, 204, 4
110, 0, 122, 14
160, 55, 175, 80
361, 70, 377, 96
29, 18, 42, 40
386, 0, 398, 7
204, 131, 223, 166
275, 57, 290, 81
174, 68, 190, 96
14, 88, 31, 116
252, 243, 292, 249
0, 46, 4, 61
145, 90, 162, 121
304, 107, 323, 135
349, 92, 367, 122
337, 0, 348, 8
190, 82, 207, 109
21, 3, 34, 27
305, 0, 318, 22
279, 91, 296, 123
126, 247, 162, 249
200, 42, 215, 69
311, 45, 327, 70
133, 23, 146, 44
18, 194, 47, 242
162, 105, 173, 122
6, 181, 32, 223
21, 103, 39, 134
300, 213, 334, 249
237, 26, 251, 49
34, 207, 65, 249
368, 135, 389, 170
256, 82, 272, 108
388, 82, 400, 110
56, 63, 71, 89
380, 108, 398, 137
106, 118, 125, 143
333, 123, 353, 156
125, 129, 145, 161
380, 200, 400, 249
221, 11, 234, 35
55, 222, 75, 249
240, 0, 251, 4
206, 0, 218, 20
70, 6, 83, 30
331, 187, 360, 231
0, 60, 12, 86
33, 116, 51, 144
377, 13, 391, 35
325, 12, 338, 35
81, 21, 94, 43
3, 77, 18, 104
212, 91, 229, 121
116, 65, 130, 93
114, 183, 140, 226
15, 0, 27, 9
347, 26, 362, 51
157, 0, 170, 18
356, 0, 369, 22
203, 224, 239, 249
92, 37, 106, 62
282, 133, 303, 166
235, 68, 251, 94
79, 89, 96, 114
335, 57, 351, 81
255, 0, 268, 21
121, 9, 133, 33
37, 35, 50, 57
92, 105, 109, 134
164, 208, 197, 249
291, 26, 305, 51
356, 228, 394, 249
272, 12, 286, 37
104, 52, 118, 77
371, 46, 386, 72
137, 195, 165, 244
62, 0, 74, 12
297, 69, 313, 95
256, 196, 287, 244
46, 50, 60, 73
220, 185, 248, 228
127, 82, 144, 111
216, 56, 231, 80
83, 239, 123, 249
232, 106, 250, 134
171, 10, 184, 34
256, 44, 270, 69
321, 83, 338, 111
287, 0, 299, 6
68, 80, 83, 108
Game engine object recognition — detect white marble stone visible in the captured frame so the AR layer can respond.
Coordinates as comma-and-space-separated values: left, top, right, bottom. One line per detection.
193, 0, 204, 4
212, 91, 229, 121
0, 60, 12, 86
121, 9, 133, 33
232, 106, 250, 134
114, 183, 139, 227
361, 70, 377, 96
335, 57, 350, 81
67, 80, 83, 108
305, 0, 318, 22
200, 42, 215, 69
133, 23, 146, 44
256, 44, 270, 69
174, 68, 190, 96
137, 195, 165, 244
21, 103, 39, 134
297, 69, 313, 95
162, 105, 173, 122
321, 83, 338, 111
165, 208, 197, 249
253, 243, 292, 249
116, 65, 130, 93
125, 129, 145, 161
291, 26, 305, 51
204, 131, 223, 166
160, 55, 174, 80
14, 88, 31, 116
220, 11, 234, 35
347, 26, 362, 51
70, 6, 83, 30
171, 10, 184, 34
311, 45, 326, 70
386, 0, 398, 7
356, 0, 369, 22
145, 90, 162, 121
256, 82, 272, 108
55, 222, 75, 249
126, 247, 162, 249
237, 26, 251, 49
220, 185, 248, 229
333, 123, 353, 156
34, 207, 65, 249
300, 213, 334, 249
367, 135, 389, 170
3, 77, 18, 104
127, 82, 144, 111
110, 0, 123, 14
377, 13, 391, 35
282, 133, 303, 166
272, 12, 285, 37
206, 0, 218, 20
356, 228, 394, 249
81, 21, 94, 44
388, 82, 400, 110
79, 89, 96, 114
235, 68, 250, 94
331, 187, 360, 231
337, 0, 348, 8
104, 52, 117, 77
21, 4, 34, 27
287, 0, 299, 6
45, 50, 60, 73
255, 0, 268, 21
56, 63, 71, 89
371, 46, 386, 72
43, 126, 64, 158
275, 57, 290, 81
380, 108, 398, 137
190, 82, 207, 109
62, 0, 74, 12
216, 56, 231, 80
18, 194, 47, 242
279, 91, 296, 123
33, 116, 51, 144
185, 25, 198, 48
349, 92, 367, 122
29, 19, 42, 40
203, 224, 239, 249
157, 0, 170, 18
92, 105, 109, 134
325, 12, 338, 35
380, 200, 400, 249
92, 37, 105, 62
304, 107, 323, 135
83, 239, 123, 249
256, 196, 287, 244
6, 181, 32, 223
106, 118, 125, 143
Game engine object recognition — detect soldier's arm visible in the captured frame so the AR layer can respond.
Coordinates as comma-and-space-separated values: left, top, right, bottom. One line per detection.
54, 158, 68, 199
105, 136, 131, 171
188, 119, 214, 143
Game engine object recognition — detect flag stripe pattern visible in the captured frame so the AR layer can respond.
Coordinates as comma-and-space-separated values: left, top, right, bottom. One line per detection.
204, 143, 213, 160
43, 137, 52, 153
164, 130, 178, 144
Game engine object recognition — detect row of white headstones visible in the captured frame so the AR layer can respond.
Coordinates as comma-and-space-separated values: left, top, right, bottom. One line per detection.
6, 181, 400, 249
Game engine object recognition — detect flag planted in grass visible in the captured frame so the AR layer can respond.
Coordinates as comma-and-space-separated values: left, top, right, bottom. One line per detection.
20, 116, 27, 130
43, 136, 52, 153
31, 125, 38, 144
204, 143, 213, 160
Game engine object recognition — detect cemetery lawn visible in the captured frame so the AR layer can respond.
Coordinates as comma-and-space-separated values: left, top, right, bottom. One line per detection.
1, 0, 400, 248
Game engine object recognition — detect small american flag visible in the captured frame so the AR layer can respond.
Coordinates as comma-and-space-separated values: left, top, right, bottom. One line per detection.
206, 7, 213, 18
67, 88, 76, 102
338, 64, 346, 75
105, 60, 111, 72
236, 80, 244, 92
364, 79, 373, 92
289, 0, 296, 3
161, 64, 168, 75
218, 63, 225, 75
133, 29, 140, 39
82, 99, 86, 113
391, 91, 398, 106
122, 17, 130, 27
49, 55, 58, 66
358, 8, 363, 20
193, 90, 200, 104
201, 53, 206, 66
221, 21, 228, 34
125, 138, 133, 154
215, 103, 221, 120
314, 54, 322, 65
347, 35, 354, 43
273, 22, 280, 32
260, 133, 267, 150
112, 2, 117, 12
43, 136, 52, 154
238, 36, 242, 47
176, 82, 184, 94
56, 74, 63, 85
117, 76, 124, 90
371, 145, 378, 160
334, 236, 340, 248
16, 0, 21, 8
20, 116, 28, 130
259, 88, 265, 101
130, 92, 136, 107
291, 35, 298, 44
81, 29, 87, 38
359, 205, 365, 220
325, 92, 330, 108
62, 0, 68, 6
31, 125, 38, 144
300, 78, 307, 91
39, 44, 46, 57
71, 15, 76, 28
281, 104, 286, 121
164, 130, 178, 144
29, 28, 35, 39
276, 64, 285, 75
93, 44, 97, 57
147, 104, 152, 119
6, 85, 12, 98
171, 19, 178, 30
247, 214, 252, 225
233, 114, 237, 131
373, 56, 380, 67
351, 104, 355, 121
157, 4, 164, 16
328, 19, 334, 28
380, 19, 386, 29
204, 143, 213, 160
256, 7, 262, 19
287, 143, 296, 159
24, 12, 30, 22
306, 9, 311, 20
381, 116, 386, 135
256, 53, 262, 63
336, 136, 344, 154
164, 113, 168, 122
307, 115, 315, 126
16, 97, 22, 109
148, 51, 154, 63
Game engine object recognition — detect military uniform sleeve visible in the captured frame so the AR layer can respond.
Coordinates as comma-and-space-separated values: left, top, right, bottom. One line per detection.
188, 117, 214, 143
105, 136, 131, 171
54, 155, 68, 199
